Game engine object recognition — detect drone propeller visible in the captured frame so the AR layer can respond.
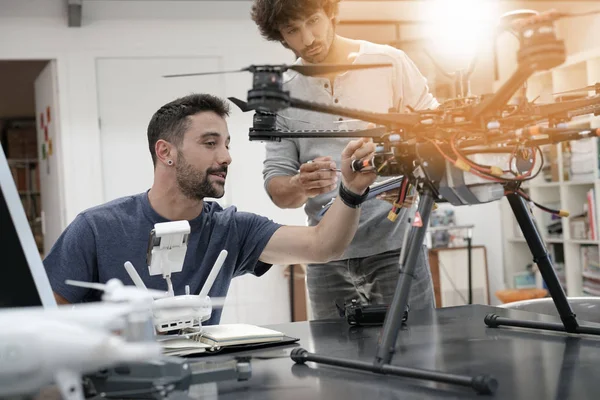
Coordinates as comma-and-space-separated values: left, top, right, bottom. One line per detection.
229, 95, 422, 128
553, 83, 600, 96
228, 97, 362, 124
164, 63, 391, 79
290, 63, 392, 76
228, 97, 254, 113
66, 278, 169, 303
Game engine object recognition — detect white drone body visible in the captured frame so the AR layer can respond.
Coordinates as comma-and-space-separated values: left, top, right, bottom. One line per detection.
132, 221, 228, 333
0, 221, 228, 399
0, 299, 161, 400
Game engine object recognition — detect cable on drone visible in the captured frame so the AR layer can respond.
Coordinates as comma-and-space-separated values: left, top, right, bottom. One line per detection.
512, 188, 569, 217
388, 178, 411, 222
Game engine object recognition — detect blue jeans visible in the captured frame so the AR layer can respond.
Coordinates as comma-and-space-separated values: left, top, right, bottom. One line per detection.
307, 246, 435, 320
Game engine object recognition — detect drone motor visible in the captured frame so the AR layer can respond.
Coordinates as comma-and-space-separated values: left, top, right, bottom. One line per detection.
247, 66, 291, 112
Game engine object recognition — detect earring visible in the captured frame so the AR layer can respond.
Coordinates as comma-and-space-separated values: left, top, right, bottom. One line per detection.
167, 160, 173, 166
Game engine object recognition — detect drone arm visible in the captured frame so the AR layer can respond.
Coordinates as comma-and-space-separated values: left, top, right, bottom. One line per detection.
470, 64, 534, 120
532, 95, 600, 119
288, 96, 421, 129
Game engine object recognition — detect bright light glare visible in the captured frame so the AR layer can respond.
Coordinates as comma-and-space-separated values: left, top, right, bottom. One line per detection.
427, 0, 499, 59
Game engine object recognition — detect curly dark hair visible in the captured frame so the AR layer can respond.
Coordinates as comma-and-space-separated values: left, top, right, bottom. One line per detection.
251, 0, 340, 42
147, 94, 230, 166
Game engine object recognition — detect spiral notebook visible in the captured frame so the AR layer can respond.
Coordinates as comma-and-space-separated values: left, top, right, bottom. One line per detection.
159, 324, 296, 357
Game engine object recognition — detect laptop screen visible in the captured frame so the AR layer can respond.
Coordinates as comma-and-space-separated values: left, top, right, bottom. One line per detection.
0, 145, 56, 308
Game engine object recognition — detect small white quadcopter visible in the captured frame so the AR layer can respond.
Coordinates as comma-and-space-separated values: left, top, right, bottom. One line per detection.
142, 220, 228, 333
72, 221, 229, 333
0, 282, 167, 400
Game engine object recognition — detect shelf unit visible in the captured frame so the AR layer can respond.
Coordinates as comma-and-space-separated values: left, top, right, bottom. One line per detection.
0, 118, 43, 254
500, 50, 600, 297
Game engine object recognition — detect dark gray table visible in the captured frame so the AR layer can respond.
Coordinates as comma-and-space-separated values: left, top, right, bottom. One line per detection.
188, 305, 600, 400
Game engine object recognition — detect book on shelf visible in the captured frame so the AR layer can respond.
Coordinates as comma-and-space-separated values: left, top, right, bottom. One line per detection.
587, 189, 597, 241
567, 138, 597, 181
581, 245, 600, 296
535, 243, 567, 293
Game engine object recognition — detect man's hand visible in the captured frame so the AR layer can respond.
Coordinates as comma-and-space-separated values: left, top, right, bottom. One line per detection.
259, 138, 379, 266
340, 138, 377, 194
291, 156, 338, 198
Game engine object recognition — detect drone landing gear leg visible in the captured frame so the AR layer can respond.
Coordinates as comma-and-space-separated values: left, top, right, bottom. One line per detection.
291, 189, 498, 395
485, 193, 600, 336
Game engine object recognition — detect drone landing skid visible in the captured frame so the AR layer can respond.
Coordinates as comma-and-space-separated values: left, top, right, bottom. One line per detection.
292, 189, 498, 395
293, 188, 600, 396
484, 194, 600, 336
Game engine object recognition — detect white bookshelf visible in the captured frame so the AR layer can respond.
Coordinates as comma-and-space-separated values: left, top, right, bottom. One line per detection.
500, 50, 600, 297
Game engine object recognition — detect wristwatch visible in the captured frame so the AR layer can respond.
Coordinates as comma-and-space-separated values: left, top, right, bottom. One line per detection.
339, 182, 369, 208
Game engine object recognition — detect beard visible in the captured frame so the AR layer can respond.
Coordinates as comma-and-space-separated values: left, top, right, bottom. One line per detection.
175, 151, 226, 201
300, 24, 335, 64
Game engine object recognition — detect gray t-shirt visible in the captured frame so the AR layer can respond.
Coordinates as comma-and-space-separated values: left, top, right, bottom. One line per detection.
262, 40, 438, 260
43, 192, 282, 325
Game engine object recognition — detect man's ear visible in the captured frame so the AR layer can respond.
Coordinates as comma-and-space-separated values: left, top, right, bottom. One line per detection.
155, 139, 176, 167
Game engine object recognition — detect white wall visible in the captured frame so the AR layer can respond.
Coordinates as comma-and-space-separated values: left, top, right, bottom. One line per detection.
0, 0, 307, 325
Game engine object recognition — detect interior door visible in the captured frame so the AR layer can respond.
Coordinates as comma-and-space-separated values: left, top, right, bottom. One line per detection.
95, 56, 229, 204
34, 60, 65, 255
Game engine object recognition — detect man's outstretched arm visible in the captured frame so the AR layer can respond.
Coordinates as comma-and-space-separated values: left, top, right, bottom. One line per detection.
259, 138, 376, 265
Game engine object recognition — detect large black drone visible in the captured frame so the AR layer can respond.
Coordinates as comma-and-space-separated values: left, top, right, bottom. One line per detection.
165, 9, 600, 396
166, 9, 600, 214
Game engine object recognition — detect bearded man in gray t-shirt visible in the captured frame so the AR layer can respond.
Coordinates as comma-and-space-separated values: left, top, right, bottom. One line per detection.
44, 93, 380, 325
252, 0, 438, 319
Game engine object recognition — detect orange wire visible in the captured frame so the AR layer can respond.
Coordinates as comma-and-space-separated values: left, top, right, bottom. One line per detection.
424, 138, 505, 183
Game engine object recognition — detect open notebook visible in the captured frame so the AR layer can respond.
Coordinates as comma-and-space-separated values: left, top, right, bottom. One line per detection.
159, 324, 294, 357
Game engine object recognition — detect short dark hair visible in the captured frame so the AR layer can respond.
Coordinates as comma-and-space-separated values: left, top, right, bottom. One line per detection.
251, 0, 340, 42
147, 93, 230, 165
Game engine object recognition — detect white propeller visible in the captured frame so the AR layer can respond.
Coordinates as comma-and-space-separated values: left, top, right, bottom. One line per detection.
65, 278, 169, 303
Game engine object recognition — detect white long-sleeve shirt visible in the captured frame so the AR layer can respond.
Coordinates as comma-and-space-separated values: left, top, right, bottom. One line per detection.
263, 40, 439, 260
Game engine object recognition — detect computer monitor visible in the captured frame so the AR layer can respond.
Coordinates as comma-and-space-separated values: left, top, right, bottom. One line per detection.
0, 145, 56, 308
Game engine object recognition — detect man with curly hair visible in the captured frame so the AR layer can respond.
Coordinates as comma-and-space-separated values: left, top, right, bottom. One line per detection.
251, 0, 439, 320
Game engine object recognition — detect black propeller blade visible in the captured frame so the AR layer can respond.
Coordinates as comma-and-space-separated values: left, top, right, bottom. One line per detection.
163, 63, 391, 79
289, 63, 392, 76
229, 94, 423, 128
163, 67, 252, 78
289, 97, 422, 128
228, 97, 253, 112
